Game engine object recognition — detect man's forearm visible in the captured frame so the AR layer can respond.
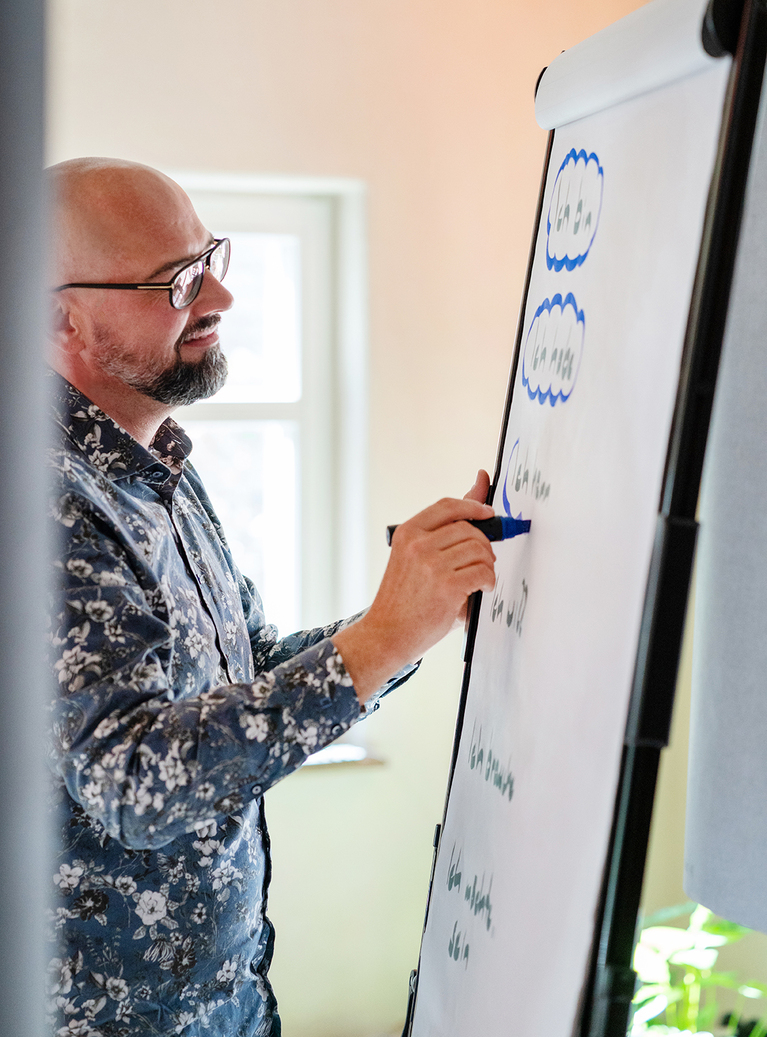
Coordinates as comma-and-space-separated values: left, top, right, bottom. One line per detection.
332, 615, 406, 705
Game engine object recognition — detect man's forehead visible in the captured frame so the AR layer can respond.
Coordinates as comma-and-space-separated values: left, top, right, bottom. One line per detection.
80, 167, 198, 241
50, 159, 210, 280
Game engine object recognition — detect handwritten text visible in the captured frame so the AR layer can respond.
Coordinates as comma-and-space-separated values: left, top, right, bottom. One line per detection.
468, 720, 515, 803
522, 293, 585, 407
546, 148, 604, 271
445, 840, 495, 970
502, 438, 550, 516
490, 577, 528, 638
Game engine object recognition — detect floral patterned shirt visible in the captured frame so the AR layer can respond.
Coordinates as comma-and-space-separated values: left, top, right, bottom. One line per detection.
46, 377, 406, 1037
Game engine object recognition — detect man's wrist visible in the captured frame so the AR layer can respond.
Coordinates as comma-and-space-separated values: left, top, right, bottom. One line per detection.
331, 614, 410, 706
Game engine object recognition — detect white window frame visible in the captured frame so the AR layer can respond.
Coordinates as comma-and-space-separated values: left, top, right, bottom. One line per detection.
169, 172, 369, 631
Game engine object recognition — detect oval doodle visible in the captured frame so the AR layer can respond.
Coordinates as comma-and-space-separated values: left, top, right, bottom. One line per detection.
521, 293, 585, 406
546, 149, 604, 272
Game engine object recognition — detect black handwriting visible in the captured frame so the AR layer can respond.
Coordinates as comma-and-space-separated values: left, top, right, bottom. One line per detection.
468, 719, 514, 803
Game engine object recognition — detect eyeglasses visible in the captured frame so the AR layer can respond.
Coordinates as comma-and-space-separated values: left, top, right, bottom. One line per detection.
54, 237, 231, 310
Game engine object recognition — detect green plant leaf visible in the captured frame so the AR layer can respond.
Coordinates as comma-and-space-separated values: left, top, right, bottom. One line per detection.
697, 1001, 719, 1030
669, 947, 719, 969
642, 926, 697, 955
632, 993, 670, 1025
635, 942, 672, 984
641, 904, 698, 929
739, 983, 767, 998
690, 905, 714, 930
749, 1017, 767, 1037
630, 1025, 696, 1036
699, 915, 752, 942
634, 983, 671, 1003
698, 971, 739, 990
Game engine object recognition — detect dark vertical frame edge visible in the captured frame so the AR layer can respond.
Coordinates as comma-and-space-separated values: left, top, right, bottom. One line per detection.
579, 0, 767, 1034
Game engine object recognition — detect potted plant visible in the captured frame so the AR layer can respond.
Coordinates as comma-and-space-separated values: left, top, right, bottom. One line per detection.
632, 903, 767, 1036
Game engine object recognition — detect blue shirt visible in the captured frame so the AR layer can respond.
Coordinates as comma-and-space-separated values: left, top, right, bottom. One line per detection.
46, 377, 405, 1036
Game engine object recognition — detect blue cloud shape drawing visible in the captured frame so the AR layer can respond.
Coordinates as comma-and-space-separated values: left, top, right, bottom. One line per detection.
546, 149, 604, 272
521, 294, 585, 406
502, 441, 523, 517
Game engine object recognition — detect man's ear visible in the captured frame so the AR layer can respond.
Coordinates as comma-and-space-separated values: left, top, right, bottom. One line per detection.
49, 296, 82, 356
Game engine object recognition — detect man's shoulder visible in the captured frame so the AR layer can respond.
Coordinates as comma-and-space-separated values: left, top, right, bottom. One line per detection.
48, 437, 129, 490
49, 371, 154, 484
46, 442, 127, 543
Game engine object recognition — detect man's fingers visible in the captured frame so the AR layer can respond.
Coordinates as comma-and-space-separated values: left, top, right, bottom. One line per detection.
406, 495, 494, 535
453, 561, 496, 595
443, 562, 496, 617
393, 518, 496, 572
463, 468, 491, 504
448, 542, 496, 585
418, 535, 496, 598
441, 531, 496, 570
423, 518, 496, 552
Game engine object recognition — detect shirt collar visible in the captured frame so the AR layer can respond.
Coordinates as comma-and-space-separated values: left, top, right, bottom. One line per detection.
50, 372, 193, 492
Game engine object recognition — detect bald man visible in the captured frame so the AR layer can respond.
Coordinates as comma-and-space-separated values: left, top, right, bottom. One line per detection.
47, 158, 496, 1037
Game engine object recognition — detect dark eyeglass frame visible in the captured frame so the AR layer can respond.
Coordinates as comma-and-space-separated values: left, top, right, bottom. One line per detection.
53, 237, 231, 310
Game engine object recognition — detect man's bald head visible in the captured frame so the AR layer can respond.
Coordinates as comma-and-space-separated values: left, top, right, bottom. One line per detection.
47, 157, 202, 286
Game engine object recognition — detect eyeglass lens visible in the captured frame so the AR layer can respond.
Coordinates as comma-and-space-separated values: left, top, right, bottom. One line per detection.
209, 239, 230, 281
171, 239, 231, 309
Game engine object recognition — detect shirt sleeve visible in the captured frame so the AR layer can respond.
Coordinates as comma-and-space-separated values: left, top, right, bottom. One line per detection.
49, 488, 363, 852
239, 581, 419, 717
189, 453, 420, 717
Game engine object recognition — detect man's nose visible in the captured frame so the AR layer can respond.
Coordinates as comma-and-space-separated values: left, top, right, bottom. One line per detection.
196, 268, 234, 314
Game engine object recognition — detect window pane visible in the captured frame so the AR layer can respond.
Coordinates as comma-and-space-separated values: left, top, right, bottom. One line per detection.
183, 419, 300, 635
212, 231, 302, 403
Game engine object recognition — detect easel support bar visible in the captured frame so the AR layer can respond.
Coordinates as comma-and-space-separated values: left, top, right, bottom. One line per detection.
588, 962, 638, 1037
626, 514, 698, 749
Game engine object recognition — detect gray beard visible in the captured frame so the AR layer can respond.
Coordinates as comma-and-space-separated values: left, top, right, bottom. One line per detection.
93, 318, 229, 406
136, 345, 228, 406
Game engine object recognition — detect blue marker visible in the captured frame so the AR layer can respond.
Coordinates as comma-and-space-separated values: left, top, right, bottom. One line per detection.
386, 516, 531, 547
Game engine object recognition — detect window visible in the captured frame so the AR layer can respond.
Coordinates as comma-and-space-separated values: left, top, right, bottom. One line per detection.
171, 174, 369, 638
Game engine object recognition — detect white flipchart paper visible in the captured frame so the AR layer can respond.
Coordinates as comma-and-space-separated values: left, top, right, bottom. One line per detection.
410, 33, 730, 1037
535, 0, 714, 130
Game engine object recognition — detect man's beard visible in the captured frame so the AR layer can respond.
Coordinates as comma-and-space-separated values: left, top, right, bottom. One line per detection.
139, 343, 228, 406
93, 315, 229, 406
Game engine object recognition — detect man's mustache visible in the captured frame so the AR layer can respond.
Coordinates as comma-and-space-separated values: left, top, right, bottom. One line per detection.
176, 313, 222, 349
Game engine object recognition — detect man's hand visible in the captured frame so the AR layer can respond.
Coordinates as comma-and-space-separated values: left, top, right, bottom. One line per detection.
332, 471, 496, 704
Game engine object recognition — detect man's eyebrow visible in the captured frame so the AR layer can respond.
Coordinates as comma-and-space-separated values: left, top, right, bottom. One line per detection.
146, 236, 216, 280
